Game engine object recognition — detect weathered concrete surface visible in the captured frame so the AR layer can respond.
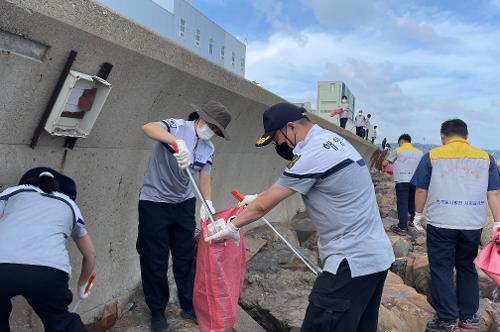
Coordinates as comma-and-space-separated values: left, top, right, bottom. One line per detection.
0, 0, 378, 328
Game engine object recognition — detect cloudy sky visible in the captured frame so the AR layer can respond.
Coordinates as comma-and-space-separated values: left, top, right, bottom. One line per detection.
190, 0, 500, 149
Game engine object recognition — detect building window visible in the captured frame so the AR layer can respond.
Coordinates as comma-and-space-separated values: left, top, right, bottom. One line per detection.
195, 29, 201, 47
179, 19, 186, 37
330, 83, 336, 92
231, 52, 235, 67
221, 46, 225, 61
208, 38, 214, 55
240, 58, 245, 72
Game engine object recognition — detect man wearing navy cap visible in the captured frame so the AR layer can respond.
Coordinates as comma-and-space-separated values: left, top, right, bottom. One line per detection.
207, 103, 395, 331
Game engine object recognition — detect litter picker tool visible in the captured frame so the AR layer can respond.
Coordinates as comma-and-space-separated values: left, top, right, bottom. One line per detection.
231, 189, 322, 275
72, 271, 96, 312
171, 142, 217, 224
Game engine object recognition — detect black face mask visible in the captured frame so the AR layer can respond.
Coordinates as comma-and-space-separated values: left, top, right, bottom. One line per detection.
275, 142, 295, 160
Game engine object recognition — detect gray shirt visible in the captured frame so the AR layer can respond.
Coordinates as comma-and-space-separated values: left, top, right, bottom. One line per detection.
139, 118, 214, 204
0, 185, 88, 275
277, 125, 395, 277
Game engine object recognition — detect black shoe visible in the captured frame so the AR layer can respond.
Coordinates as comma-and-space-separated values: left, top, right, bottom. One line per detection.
180, 309, 198, 324
426, 318, 462, 332
151, 312, 170, 332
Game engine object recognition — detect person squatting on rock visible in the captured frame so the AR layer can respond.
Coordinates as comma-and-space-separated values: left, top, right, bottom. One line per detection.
206, 102, 395, 332
0, 169, 96, 332
137, 100, 232, 332
411, 119, 500, 332
384, 134, 423, 237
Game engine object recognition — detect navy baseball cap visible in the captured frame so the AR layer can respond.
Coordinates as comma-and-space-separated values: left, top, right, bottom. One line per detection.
255, 103, 308, 147
19, 167, 77, 200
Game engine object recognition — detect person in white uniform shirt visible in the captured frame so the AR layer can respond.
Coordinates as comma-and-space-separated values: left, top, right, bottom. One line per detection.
0, 170, 96, 332
206, 103, 395, 332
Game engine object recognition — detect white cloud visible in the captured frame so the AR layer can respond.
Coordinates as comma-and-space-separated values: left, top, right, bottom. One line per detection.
245, 4, 500, 148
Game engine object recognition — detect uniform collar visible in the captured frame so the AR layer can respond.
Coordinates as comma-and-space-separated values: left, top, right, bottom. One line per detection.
294, 124, 320, 154
400, 142, 413, 148
445, 137, 468, 145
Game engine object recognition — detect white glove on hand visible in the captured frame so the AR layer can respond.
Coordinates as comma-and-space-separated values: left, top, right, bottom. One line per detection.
238, 194, 258, 207
413, 212, 425, 232
78, 283, 92, 300
493, 221, 500, 234
205, 220, 240, 242
207, 218, 226, 235
200, 200, 215, 221
173, 140, 191, 169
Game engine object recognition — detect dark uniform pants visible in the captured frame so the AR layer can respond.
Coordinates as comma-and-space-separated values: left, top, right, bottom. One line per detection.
301, 260, 388, 332
136, 198, 196, 315
0, 263, 86, 332
355, 126, 364, 138
427, 224, 482, 321
340, 118, 348, 129
395, 182, 416, 230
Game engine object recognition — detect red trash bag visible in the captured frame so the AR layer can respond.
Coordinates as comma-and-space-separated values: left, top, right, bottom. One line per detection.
330, 108, 343, 117
193, 206, 246, 332
474, 231, 500, 285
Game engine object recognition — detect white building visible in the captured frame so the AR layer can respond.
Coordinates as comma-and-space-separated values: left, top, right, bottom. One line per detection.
97, 0, 246, 76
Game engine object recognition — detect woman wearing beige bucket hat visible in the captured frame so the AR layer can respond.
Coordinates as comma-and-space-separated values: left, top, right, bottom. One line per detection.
137, 100, 231, 332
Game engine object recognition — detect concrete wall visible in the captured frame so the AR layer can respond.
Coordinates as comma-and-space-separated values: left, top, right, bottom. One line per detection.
0, 0, 378, 328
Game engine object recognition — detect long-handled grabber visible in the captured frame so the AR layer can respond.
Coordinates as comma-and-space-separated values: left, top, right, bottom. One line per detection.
231, 189, 322, 275
72, 271, 96, 312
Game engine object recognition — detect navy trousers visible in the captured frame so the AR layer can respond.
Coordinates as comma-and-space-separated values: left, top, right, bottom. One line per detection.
301, 260, 388, 332
136, 198, 196, 315
0, 264, 86, 332
427, 224, 482, 321
395, 182, 416, 230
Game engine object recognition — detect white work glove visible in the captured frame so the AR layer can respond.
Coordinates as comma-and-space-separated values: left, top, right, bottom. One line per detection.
207, 218, 226, 235
78, 283, 92, 300
413, 212, 425, 232
238, 194, 258, 207
200, 200, 215, 221
493, 221, 500, 234
173, 140, 191, 169
205, 220, 240, 242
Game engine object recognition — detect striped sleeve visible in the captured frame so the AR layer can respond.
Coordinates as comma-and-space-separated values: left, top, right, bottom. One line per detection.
70, 202, 88, 240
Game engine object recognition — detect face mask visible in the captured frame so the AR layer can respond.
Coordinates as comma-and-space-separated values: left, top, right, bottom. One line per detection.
196, 124, 215, 140
275, 142, 295, 160
274, 127, 296, 160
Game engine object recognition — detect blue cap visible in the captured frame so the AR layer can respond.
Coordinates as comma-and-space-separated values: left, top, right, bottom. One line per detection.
19, 167, 77, 200
256, 103, 307, 147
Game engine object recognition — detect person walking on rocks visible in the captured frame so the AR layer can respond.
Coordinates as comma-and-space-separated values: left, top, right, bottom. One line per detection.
411, 119, 500, 332
137, 101, 232, 332
385, 134, 423, 237
206, 103, 395, 332
355, 110, 365, 138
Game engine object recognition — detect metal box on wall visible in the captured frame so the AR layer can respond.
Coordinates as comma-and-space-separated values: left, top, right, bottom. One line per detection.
44, 70, 112, 138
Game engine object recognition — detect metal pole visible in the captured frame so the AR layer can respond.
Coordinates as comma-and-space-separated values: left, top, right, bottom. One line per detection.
186, 168, 216, 224
260, 215, 322, 275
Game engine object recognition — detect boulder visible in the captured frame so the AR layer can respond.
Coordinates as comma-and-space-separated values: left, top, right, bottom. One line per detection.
404, 253, 431, 302
389, 234, 413, 258
478, 269, 497, 300
286, 211, 316, 244
381, 272, 435, 332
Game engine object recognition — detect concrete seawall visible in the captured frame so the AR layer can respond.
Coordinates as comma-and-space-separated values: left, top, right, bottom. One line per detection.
0, 0, 378, 328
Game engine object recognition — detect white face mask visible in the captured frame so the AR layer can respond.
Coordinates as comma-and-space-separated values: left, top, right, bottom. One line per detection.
196, 124, 215, 140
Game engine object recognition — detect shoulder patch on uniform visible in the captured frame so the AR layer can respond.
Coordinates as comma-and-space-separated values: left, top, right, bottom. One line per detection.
287, 155, 301, 169
166, 119, 178, 128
